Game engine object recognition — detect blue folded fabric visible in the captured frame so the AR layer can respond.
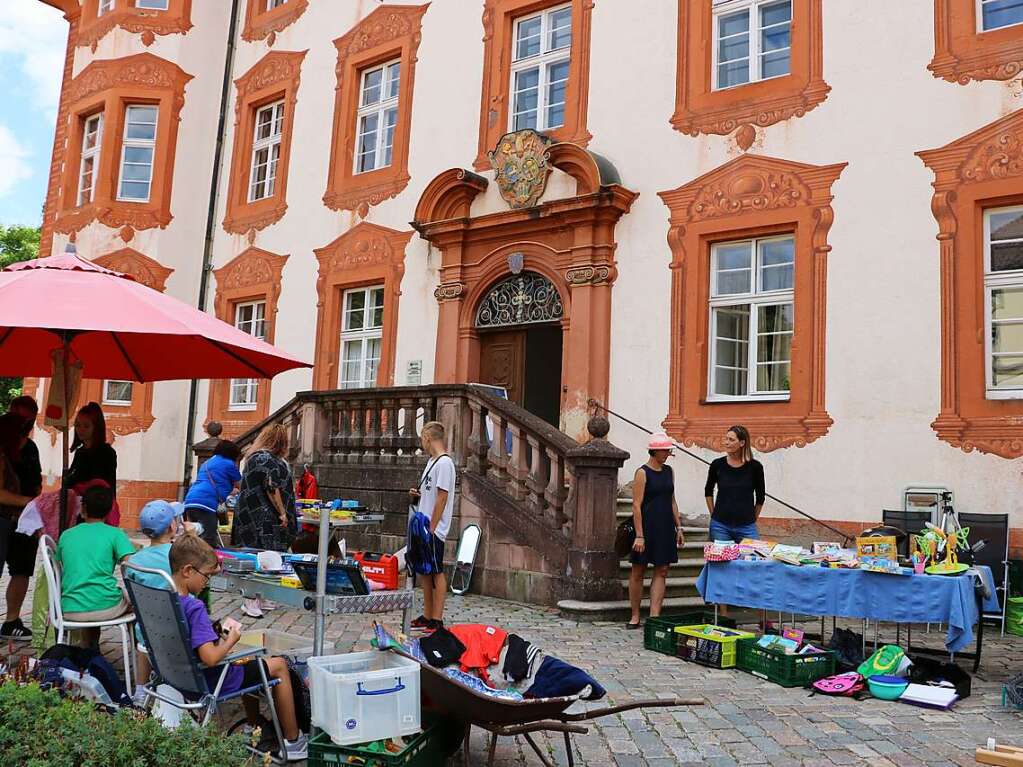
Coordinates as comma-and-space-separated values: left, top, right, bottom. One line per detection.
524, 656, 606, 701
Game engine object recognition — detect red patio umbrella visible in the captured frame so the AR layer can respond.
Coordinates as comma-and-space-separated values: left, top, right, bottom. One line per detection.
0, 246, 311, 525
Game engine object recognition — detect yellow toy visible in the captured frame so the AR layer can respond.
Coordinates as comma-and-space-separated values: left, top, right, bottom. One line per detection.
917, 522, 970, 575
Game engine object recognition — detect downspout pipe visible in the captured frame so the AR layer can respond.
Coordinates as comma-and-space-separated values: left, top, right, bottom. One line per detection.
181, 0, 241, 496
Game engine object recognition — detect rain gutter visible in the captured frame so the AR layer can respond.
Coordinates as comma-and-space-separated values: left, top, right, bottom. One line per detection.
181, 0, 241, 495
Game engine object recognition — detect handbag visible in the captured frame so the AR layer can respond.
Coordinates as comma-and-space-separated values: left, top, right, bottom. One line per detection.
614, 519, 636, 559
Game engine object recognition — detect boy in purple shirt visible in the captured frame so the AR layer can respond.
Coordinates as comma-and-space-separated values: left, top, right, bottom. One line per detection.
169, 534, 307, 761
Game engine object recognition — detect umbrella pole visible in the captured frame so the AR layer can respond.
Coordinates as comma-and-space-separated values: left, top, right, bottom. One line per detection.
59, 334, 70, 534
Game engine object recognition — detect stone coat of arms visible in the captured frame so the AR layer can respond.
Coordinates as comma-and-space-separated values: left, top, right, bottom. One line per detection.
488, 129, 552, 209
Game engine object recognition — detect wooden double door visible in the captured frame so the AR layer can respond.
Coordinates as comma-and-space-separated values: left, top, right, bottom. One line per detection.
478, 324, 563, 427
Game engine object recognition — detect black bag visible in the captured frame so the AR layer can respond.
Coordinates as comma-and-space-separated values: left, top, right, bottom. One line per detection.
908, 656, 971, 699
40, 643, 129, 705
614, 519, 636, 559
286, 660, 311, 733
827, 627, 865, 671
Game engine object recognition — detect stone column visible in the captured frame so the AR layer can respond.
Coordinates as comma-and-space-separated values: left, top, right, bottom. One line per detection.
561, 416, 629, 601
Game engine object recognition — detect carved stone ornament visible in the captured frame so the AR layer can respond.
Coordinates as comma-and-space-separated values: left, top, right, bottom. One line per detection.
488, 129, 553, 209
93, 248, 174, 292
243, 0, 309, 43
565, 265, 610, 285
434, 282, 465, 301
475, 272, 563, 328
690, 170, 812, 221
507, 251, 524, 274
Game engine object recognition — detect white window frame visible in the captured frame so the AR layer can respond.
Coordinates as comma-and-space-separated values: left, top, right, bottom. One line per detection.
983, 205, 1023, 399
117, 104, 158, 202
354, 59, 401, 175
508, 3, 572, 132
229, 300, 267, 411
339, 286, 385, 390
707, 234, 795, 402
248, 100, 284, 203
77, 113, 103, 207
978, 0, 1023, 32
102, 380, 134, 407
266, 0, 287, 10
136, 0, 169, 9
712, 0, 792, 91
98, 0, 115, 15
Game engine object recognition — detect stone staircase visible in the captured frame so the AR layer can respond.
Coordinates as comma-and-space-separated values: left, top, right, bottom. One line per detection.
557, 498, 711, 621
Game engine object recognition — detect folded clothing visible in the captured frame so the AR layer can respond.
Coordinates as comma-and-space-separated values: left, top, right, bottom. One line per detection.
444, 667, 523, 701
419, 627, 467, 668
525, 656, 606, 701
501, 633, 542, 683
449, 623, 508, 687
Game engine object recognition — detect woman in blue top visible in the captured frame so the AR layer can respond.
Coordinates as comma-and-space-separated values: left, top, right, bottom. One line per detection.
183, 440, 242, 548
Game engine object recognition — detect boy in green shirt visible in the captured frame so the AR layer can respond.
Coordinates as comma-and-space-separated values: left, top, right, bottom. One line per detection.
55, 485, 135, 646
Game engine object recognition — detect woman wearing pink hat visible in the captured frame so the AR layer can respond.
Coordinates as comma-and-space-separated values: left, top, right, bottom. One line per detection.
627, 433, 684, 629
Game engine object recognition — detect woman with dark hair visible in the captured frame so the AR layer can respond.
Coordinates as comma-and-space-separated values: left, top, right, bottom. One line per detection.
183, 440, 243, 548
0, 412, 38, 640
231, 424, 296, 617
704, 425, 765, 543
67, 402, 117, 492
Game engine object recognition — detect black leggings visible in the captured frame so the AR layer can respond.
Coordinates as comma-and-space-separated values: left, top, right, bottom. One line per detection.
185, 507, 222, 549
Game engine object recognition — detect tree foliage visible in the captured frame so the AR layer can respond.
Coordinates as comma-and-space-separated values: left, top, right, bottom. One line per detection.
0, 225, 42, 411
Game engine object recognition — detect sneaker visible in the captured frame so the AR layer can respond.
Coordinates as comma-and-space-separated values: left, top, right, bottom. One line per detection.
241, 598, 264, 619
410, 614, 430, 629
261, 599, 278, 612
0, 619, 32, 642
284, 733, 308, 761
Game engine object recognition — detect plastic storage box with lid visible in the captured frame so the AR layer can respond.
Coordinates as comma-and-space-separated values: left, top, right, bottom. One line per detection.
309, 650, 421, 746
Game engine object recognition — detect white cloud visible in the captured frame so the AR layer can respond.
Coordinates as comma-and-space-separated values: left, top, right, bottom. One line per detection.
0, 123, 32, 198
0, 3, 67, 116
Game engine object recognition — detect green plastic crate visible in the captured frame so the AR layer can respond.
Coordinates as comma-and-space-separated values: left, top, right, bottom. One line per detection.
674, 625, 755, 669
1007, 597, 1023, 637
308, 718, 451, 767
735, 637, 836, 687
643, 612, 736, 655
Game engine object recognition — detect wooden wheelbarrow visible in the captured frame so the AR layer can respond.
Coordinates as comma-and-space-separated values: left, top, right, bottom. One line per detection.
393, 649, 703, 767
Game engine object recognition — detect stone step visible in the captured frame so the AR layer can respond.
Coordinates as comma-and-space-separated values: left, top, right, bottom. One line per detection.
557, 596, 708, 622
618, 576, 700, 591
618, 557, 705, 573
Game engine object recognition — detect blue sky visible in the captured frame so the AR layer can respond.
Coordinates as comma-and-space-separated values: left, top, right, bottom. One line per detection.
0, 3, 68, 228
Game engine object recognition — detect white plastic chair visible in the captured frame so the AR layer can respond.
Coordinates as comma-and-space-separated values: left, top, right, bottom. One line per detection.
39, 535, 136, 692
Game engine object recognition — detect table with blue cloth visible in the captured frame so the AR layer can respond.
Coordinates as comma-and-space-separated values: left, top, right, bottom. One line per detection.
696, 560, 999, 660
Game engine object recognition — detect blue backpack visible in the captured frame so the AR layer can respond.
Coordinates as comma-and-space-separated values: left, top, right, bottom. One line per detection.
39, 643, 130, 706
406, 510, 439, 575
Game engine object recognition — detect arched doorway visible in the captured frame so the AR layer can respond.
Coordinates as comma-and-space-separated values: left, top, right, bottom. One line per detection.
475, 272, 564, 427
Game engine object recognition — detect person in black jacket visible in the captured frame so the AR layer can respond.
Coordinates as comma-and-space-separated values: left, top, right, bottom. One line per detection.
704, 425, 765, 543
67, 402, 117, 492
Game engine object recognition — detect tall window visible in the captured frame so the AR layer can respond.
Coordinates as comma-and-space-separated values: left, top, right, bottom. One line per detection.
118, 105, 158, 202
77, 114, 103, 207
355, 60, 400, 174
713, 0, 791, 90
136, 0, 169, 9
510, 4, 572, 132
709, 235, 794, 399
98, 0, 115, 14
985, 207, 1023, 396
230, 301, 266, 410
980, 0, 1023, 31
339, 286, 384, 389
102, 380, 134, 406
249, 100, 284, 202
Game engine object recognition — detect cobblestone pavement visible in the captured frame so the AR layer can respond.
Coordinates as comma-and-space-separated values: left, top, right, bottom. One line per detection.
4, 567, 1022, 766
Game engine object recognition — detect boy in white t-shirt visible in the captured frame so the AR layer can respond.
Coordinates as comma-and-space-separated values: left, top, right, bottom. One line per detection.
408, 421, 455, 630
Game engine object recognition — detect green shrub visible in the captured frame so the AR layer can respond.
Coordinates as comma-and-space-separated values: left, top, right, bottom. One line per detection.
0, 681, 256, 767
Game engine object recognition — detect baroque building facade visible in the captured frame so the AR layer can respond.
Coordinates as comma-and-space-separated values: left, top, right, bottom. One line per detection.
32, 0, 1023, 555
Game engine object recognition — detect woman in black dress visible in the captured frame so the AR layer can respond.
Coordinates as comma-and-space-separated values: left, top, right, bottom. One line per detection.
231, 423, 297, 618
628, 433, 685, 629
704, 425, 765, 543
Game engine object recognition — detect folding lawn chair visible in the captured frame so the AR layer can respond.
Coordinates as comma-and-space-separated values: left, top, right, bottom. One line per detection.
121, 562, 287, 764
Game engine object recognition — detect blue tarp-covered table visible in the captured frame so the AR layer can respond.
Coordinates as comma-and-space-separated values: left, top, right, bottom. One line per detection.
696, 560, 997, 654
